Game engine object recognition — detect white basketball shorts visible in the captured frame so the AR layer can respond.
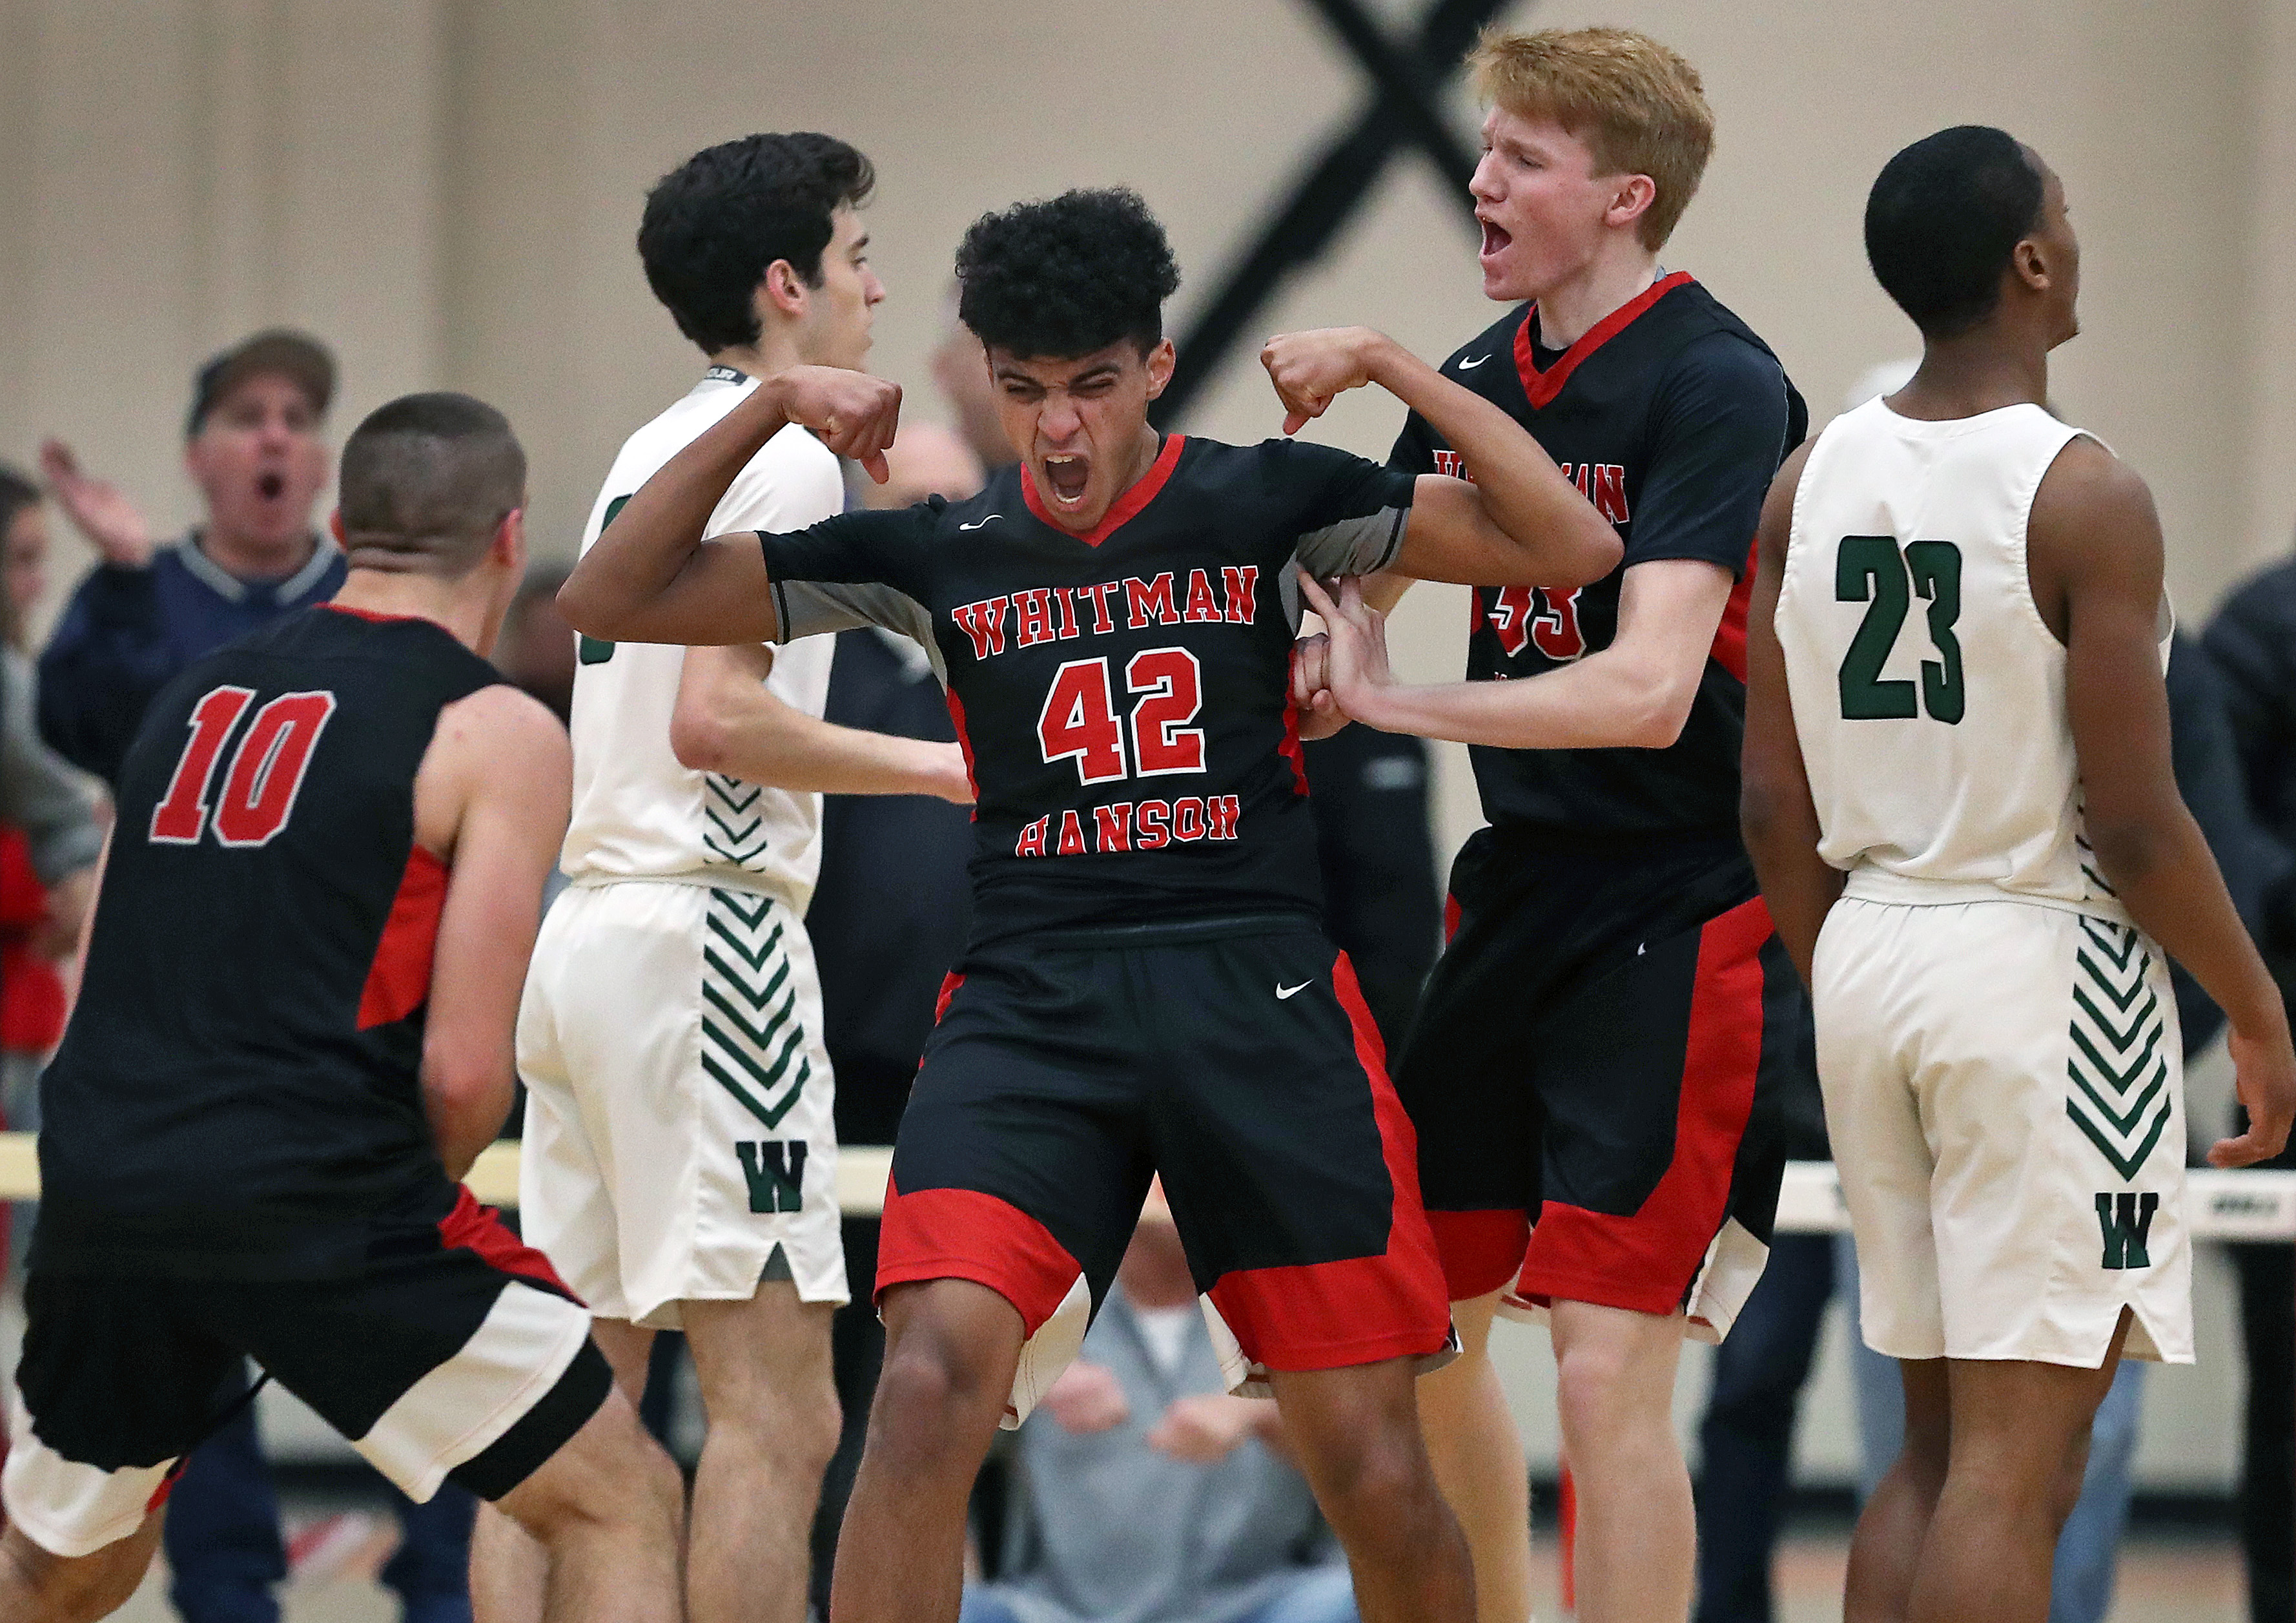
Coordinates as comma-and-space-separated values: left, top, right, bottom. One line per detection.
1816, 896, 2191, 1367
518, 880, 848, 1329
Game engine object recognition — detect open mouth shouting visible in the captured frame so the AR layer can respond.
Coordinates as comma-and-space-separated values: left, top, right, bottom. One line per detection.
1041, 452, 1091, 510
256, 471, 286, 502
1479, 215, 1513, 266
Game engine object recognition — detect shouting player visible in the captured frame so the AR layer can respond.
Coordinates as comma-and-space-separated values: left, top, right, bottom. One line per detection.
1297, 26, 1807, 1623
0, 394, 682, 1623
488, 131, 969, 1623
1741, 129, 2295, 1623
559, 187, 1620, 1623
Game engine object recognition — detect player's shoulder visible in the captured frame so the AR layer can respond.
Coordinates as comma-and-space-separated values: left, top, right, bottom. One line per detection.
2034, 432, 2154, 522
431, 681, 568, 779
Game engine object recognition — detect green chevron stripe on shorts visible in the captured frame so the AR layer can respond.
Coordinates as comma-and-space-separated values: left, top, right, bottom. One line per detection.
700, 887, 810, 1130
702, 772, 772, 869
2065, 916, 2170, 1181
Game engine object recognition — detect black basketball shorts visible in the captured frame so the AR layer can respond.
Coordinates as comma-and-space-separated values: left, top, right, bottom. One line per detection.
1392, 829, 1807, 1340
878, 917, 1452, 1419
5, 1190, 613, 1557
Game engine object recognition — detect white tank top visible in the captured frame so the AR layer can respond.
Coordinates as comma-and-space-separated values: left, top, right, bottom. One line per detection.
559, 371, 841, 909
1776, 397, 2166, 922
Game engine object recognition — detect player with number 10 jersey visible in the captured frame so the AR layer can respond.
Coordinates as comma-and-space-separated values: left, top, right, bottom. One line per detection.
560, 186, 1622, 1623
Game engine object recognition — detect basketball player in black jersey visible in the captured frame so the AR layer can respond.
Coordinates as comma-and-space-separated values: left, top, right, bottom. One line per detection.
1288, 28, 1807, 1623
560, 188, 1619, 1623
0, 396, 682, 1623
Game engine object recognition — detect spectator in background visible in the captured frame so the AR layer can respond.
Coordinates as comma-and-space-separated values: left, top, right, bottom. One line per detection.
930, 287, 1018, 477
38, 331, 345, 787
0, 466, 103, 1115
492, 563, 576, 726
2203, 554, 2296, 1623
962, 1192, 1358, 1623
28, 335, 478, 1623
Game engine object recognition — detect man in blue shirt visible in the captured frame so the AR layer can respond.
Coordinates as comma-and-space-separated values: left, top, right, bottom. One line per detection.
37, 329, 345, 787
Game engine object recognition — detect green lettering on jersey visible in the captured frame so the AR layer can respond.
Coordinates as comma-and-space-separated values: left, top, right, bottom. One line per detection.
1836, 535, 1964, 724
576, 495, 634, 665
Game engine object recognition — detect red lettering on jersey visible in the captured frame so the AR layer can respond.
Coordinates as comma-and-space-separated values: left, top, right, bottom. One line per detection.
212, 691, 338, 848
1053, 587, 1080, 639
1184, 568, 1222, 623
1431, 450, 1471, 482
1206, 794, 1241, 840
1014, 588, 1056, 647
1529, 588, 1588, 660
1015, 816, 1050, 857
1136, 800, 1171, 849
1486, 585, 1537, 657
1057, 809, 1087, 855
1222, 566, 1258, 625
1124, 574, 1179, 628
1589, 464, 1630, 524
1079, 580, 1121, 635
1093, 803, 1133, 852
149, 685, 256, 843
1125, 648, 1205, 776
952, 597, 1010, 660
1173, 798, 1205, 842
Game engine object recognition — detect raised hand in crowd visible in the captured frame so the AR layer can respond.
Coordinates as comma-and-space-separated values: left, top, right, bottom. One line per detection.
38, 440, 154, 570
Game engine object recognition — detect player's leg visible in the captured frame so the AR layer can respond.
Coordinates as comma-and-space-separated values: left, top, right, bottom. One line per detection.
1413, 1288, 1532, 1623
1844, 1358, 1948, 1623
0, 1511, 166, 1623
1546, 1299, 1693, 1623
1906, 1322, 2131, 1623
832, 1277, 1027, 1623
1151, 933, 1468, 1622
832, 945, 1149, 1623
1269, 1359, 1474, 1623
485, 1383, 684, 1623
681, 1277, 841, 1623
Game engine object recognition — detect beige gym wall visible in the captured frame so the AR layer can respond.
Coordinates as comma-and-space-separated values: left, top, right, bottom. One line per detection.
0, 0, 2285, 1489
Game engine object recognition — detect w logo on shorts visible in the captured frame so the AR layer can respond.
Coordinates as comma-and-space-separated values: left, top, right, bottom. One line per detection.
701, 889, 810, 1129
2095, 1191, 2160, 1269
2065, 918, 2171, 1181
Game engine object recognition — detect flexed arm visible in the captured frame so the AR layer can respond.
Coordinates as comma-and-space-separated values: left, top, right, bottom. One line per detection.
558, 366, 901, 647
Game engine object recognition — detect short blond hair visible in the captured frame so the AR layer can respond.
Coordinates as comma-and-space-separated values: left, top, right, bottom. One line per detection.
1470, 25, 1715, 249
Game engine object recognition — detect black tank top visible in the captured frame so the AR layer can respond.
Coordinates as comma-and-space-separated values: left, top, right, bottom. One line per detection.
33, 604, 506, 1279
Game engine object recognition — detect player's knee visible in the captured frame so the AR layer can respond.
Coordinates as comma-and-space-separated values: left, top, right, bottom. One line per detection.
870, 1332, 999, 1451
1552, 1339, 1636, 1451
709, 1369, 841, 1477
1309, 1425, 1442, 1547
1, 1527, 152, 1623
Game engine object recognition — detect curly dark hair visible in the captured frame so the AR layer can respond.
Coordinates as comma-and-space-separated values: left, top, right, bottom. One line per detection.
956, 187, 1181, 360
639, 132, 875, 354
1866, 127, 2045, 340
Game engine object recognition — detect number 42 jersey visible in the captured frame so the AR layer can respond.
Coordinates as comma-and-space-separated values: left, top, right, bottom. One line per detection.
760, 434, 1414, 946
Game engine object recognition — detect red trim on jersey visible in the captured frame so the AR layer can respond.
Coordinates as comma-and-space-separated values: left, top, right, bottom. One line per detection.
1278, 646, 1311, 796
1515, 271, 1696, 409
943, 690, 980, 817
1708, 535, 1758, 683
1019, 433, 1187, 547
1510, 894, 1771, 1316
1204, 953, 1453, 1369
320, 603, 425, 625
438, 1185, 578, 1297
876, 1178, 1084, 1336
932, 971, 966, 1026
1442, 893, 1462, 945
358, 845, 449, 1029
1426, 1209, 1532, 1302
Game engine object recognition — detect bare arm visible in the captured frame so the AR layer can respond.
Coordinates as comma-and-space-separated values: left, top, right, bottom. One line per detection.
413, 686, 571, 1179
557, 366, 901, 646
2033, 440, 2295, 1166
1300, 557, 1734, 750
670, 643, 972, 803
1736, 442, 1838, 987
1262, 328, 1620, 588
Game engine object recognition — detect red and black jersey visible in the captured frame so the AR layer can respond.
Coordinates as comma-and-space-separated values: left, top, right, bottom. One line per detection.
761, 434, 1415, 946
1390, 274, 1807, 836
34, 605, 506, 1279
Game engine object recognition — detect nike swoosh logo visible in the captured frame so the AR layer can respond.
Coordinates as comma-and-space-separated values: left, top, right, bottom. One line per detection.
1275, 981, 1312, 1000
957, 515, 1001, 531
1456, 355, 1491, 369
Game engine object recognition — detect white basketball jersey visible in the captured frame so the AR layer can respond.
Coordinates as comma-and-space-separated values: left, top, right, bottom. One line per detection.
560, 370, 841, 909
1776, 397, 2166, 922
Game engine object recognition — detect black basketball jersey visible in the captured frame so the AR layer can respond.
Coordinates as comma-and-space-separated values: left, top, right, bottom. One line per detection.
761, 434, 1415, 946
34, 605, 507, 1279
1390, 274, 1808, 836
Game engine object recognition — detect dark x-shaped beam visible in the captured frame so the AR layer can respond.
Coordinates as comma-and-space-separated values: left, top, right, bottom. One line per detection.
1152, 0, 1517, 427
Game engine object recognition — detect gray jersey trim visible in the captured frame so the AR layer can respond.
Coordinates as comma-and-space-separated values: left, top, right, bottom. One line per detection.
772, 578, 944, 684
